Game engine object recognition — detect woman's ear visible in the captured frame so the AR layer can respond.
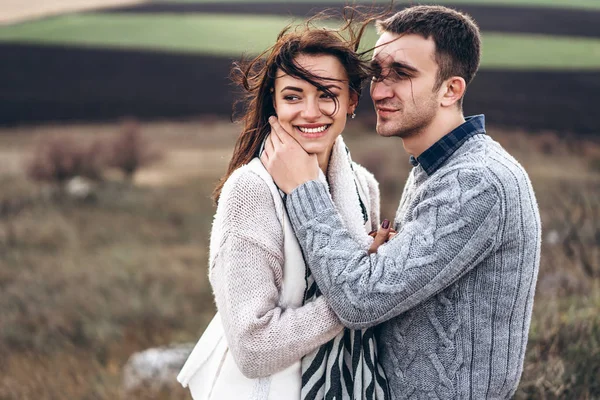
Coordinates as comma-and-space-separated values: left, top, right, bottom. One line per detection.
347, 91, 359, 115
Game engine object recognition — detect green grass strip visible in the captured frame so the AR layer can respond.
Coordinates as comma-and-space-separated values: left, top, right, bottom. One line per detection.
0, 14, 290, 56
152, 0, 600, 11
1, 13, 599, 70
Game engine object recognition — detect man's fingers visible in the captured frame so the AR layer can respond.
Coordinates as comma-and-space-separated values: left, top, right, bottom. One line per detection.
265, 133, 276, 154
268, 119, 284, 145
268, 116, 288, 144
260, 148, 269, 166
269, 116, 303, 149
368, 219, 391, 254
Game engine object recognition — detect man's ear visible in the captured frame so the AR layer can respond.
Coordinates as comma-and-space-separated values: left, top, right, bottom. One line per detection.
440, 77, 466, 108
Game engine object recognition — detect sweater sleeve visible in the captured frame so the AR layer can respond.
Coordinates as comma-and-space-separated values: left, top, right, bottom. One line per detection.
285, 168, 502, 329
209, 170, 342, 379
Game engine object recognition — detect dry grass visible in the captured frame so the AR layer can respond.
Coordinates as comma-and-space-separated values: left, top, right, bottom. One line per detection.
0, 118, 598, 399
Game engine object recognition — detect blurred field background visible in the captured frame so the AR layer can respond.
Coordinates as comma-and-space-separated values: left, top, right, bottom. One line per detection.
0, 1, 599, 399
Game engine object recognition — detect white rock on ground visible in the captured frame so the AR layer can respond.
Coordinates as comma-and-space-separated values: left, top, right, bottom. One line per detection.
122, 343, 194, 393
65, 176, 94, 200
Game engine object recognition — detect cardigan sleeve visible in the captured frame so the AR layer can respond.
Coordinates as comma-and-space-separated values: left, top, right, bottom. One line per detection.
209, 169, 342, 379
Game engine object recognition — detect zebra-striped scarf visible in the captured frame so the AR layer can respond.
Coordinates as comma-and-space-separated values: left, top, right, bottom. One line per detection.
299, 141, 391, 399
300, 269, 391, 400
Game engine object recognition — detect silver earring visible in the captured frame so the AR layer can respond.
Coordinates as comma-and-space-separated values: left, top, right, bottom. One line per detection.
351, 112, 356, 119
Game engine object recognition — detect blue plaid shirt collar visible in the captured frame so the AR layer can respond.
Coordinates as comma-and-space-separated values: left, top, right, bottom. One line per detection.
409, 114, 486, 175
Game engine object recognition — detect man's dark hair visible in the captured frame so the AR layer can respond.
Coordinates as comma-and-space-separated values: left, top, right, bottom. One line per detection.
376, 5, 481, 102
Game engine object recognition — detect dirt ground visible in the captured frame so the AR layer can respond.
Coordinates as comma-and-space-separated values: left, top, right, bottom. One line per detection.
0, 0, 145, 25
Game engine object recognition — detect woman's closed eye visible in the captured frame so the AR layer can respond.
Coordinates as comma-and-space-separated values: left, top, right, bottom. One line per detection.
283, 94, 301, 102
320, 92, 337, 100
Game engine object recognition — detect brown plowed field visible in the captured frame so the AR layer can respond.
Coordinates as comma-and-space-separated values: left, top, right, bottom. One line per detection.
104, 2, 600, 38
1, 43, 598, 134
1, 2, 599, 133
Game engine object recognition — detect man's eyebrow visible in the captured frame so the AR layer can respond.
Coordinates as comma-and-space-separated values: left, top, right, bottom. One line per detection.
390, 61, 419, 74
280, 86, 303, 92
370, 59, 419, 75
370, 59, 382, 68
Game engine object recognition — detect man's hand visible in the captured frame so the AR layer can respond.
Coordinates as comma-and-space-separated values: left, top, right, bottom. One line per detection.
260, 116, 320, 194
368, 219, 396, 254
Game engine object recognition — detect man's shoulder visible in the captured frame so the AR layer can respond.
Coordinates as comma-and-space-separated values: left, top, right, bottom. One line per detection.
441, 136, 531, 186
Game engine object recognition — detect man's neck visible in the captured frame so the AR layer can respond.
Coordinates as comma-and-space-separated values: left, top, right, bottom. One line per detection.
402, 111, 466, 158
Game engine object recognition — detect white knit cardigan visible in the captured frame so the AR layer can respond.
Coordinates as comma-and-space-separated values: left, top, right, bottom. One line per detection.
178, 136, 380, 399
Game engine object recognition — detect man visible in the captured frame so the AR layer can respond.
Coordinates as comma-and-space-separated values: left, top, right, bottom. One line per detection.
261, 5, 541, 399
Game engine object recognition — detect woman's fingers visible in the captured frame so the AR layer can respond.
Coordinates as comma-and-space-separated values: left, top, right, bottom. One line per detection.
368, 219, 391, 254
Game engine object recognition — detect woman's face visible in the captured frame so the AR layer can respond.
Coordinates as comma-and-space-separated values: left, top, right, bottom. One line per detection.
272, 54, 357, 159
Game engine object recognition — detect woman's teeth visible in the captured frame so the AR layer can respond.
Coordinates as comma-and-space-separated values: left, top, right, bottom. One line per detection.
297, 125, 328, 134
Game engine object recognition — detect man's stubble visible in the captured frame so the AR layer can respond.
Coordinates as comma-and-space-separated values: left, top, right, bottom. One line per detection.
375, 91, 439, 140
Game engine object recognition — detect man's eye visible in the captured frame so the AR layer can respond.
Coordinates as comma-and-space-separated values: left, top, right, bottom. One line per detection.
372, 74, 385, 83
391, 70, 409, 80
372, 70, 408, 83
371, 64, 383, 81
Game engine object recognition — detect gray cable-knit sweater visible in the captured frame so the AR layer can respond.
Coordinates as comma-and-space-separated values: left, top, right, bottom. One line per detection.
285, 134, 541, 399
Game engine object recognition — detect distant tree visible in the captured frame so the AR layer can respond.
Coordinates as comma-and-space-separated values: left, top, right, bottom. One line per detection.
26, 135, 105, 185
107, 119, 162, 181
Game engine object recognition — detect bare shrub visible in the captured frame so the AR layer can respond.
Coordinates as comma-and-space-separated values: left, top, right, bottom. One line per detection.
550, 185, 600, 279
26, 135, 105, 185
589, 156, 600, 173
107, 119, 163, 181
517, 288, 600, 399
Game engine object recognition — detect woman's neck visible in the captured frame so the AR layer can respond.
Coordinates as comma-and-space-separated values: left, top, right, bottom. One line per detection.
317, 148, 332, 176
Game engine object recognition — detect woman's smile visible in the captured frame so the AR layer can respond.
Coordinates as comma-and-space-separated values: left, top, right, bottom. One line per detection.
295, 123, 331, 138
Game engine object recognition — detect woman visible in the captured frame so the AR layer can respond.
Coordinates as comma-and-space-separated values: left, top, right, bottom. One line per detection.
178, 19, 390, 400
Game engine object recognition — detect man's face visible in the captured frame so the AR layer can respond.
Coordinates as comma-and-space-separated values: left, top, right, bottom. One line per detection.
370, 32, 442, 138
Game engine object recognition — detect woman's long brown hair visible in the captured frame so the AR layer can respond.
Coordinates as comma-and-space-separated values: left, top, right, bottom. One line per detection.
212, 5, 391, 204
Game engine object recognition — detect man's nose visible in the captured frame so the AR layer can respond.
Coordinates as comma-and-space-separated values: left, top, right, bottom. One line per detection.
301, 98, 322, 120
370, 80, 393, 101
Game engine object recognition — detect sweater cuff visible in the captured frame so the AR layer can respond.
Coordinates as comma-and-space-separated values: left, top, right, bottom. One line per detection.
286, 180, 335, 228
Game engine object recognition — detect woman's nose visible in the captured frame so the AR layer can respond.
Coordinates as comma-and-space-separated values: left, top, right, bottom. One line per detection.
301, 98, 322, 120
